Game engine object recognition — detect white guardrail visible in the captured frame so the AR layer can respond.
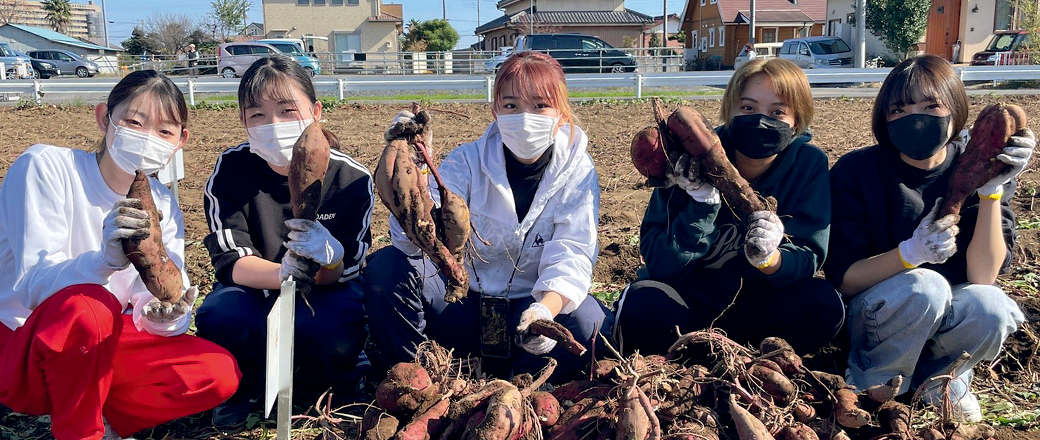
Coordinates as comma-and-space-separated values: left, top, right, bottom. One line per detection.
2, 65, 1040, 104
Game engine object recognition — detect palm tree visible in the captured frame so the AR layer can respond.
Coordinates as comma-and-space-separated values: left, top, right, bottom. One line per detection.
41, 0, 72, 34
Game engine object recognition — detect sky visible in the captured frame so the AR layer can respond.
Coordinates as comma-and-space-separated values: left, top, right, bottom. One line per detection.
95, 0, 685, 49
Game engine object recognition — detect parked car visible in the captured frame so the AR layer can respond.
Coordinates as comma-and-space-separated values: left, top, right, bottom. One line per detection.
484, 46, 513, 72
218, 41, 321, 78
513, 33, 637, 73
26, 49, 99, 77
0, 42, 34, 79
15, 50, 59, 79
971, 30, 1030, 66
733, 42, 783, 70
256, 38, 322, 75
778, 36, 853, 69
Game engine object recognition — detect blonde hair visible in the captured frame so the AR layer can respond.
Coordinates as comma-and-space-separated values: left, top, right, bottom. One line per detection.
493, 52, 575, 127
720, 58, 813, 135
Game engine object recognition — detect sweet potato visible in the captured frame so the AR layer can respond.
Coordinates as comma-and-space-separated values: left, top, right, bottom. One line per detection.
864, 375, 903, 404
748, 359, 797, 407
617, 377, 651, 440
949, 424, 995, 440
940, 103, 1029, 220
792, 403, 815, 424
666, 106, 777, 217
527, 319, 587, 356
376, 115, 471, 302
876, 400, 911, 440
833, 388, 870, 429
550, 380, 611, 403
631, 125, 669, 180
760, 337, 804, 377
548, 398, 608, 440
778, 423, 819, 440
288, 120, 330, 220
376, 363, 438, 418
363, 407, 400, 440
462, 386, 525, 440
919, 427, 947, 440
393, 395, 451, 440
449, 380, 514, 420
530, 391, 560, 427
123, 171, 183, 304
728, 394, 776, 440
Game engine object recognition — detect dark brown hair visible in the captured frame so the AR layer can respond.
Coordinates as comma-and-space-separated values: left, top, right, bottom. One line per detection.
238, 54, 317, 112
871, 54, 968, 147
97, 70, 188, 152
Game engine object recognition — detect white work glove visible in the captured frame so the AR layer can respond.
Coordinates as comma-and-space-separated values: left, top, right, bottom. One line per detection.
284, 218, 344, 269
142, 285, 197, 323
101, 198, 151, 270
516, 302, 557, 355
384, 110, 416, 141
280, 249, 319, 284
978, 129, 1035, 197
898, 199, 960, 267
668, 153, 720, 205
744, 211, 784, 268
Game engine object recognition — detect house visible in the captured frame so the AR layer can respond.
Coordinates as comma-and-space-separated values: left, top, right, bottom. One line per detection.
827, 0, 1017, 63
475, 0, 653, 52
0, 23, 121, 74
12, 0, 102, 42
262, 0, 403, 57
643, 13, 684, 48
680, 0, 826, 68
242, 22, 265, 38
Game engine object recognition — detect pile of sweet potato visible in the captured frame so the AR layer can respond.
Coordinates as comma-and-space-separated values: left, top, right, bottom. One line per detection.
361, 330, 997, 440
375, 107, 472, 302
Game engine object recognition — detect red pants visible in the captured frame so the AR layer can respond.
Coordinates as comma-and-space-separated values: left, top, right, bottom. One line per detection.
0, 284, 241, 440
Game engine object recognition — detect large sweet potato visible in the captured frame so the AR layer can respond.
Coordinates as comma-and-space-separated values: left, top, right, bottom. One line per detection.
461, 386, 526, 440
527, 319, 587, 356
123, 170, 183, 304
940, 103, 1029, 220
376, 362, 438, 418
631, 125, 669, 180
666, 106, 777, 217
393, 395, 451, 440
289, 120, 330, 220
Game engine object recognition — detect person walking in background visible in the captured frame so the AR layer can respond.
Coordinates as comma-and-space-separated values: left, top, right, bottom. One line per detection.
952, 40, 962, 64
186, 44, 199, 77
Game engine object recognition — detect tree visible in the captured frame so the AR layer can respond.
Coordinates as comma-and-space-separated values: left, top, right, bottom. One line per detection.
0, 0, 26, 25
865, 0, 930, 59
41, 0, 72, 34
144, 13, 196, 55
649, 33, 661, 48
121, 26, 157, 55
402, 19, 459, 52
670, 30, 686, 45
211, 0, 250, 41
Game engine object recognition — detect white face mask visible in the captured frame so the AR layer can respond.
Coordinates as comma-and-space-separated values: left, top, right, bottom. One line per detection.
246, 118, 313, 167
107, 118, 180, 175
497, 113, 560, 161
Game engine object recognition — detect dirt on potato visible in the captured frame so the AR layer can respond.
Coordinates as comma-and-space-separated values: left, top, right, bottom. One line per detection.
1, 96, 1039, 440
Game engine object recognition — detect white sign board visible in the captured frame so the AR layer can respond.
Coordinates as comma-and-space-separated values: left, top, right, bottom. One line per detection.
266, 278, 296, 440
156, 148, 184, 185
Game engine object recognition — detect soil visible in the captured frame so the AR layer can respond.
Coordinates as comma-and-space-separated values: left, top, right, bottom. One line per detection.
0, 97, 1039, 439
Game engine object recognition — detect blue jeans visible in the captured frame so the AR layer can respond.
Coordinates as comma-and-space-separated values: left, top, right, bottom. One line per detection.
846, 269, 1024, 395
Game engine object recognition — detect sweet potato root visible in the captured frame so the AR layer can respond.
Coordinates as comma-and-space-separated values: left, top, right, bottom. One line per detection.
876, 400, 911, 440
617, 375, 653, 440
833, 388, 870, 429
376, 363, 438, 418
527, 319, 587, 356
550, 380, 611, 403
666, 106, 777, 217
362, 408, 400, 440
123, 171, 183, 304
462, 386, 526, 440
728, 394, 775, 440
748, 359, 797, 407
548, 398, 608, 440
530, 391, 561, 427
631, 125, 669, 180
288, 120, 330, 220
760, 337, 805, 377
940, 103, 1029, 220
393, 395, 451, 440
778, 423, 819, 440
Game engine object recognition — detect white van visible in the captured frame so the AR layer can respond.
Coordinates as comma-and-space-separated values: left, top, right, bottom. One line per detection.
733, 42, 783, 70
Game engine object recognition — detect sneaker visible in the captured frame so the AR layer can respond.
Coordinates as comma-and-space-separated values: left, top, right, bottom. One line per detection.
211, 397, 261, 427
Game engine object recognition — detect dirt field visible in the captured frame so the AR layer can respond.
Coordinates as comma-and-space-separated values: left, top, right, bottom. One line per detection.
0, 97, 1039, 439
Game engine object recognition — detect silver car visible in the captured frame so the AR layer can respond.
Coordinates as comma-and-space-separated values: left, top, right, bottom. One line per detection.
27, 49, 100, 77
777, 36, 853, 69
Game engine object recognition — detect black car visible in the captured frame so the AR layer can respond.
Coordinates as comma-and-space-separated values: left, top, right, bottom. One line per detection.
16, 51, 59, 79
513, 33, 637, 73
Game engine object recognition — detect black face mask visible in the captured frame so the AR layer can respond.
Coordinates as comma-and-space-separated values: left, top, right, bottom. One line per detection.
730, 114, 795, 159
886, 114, 952, 160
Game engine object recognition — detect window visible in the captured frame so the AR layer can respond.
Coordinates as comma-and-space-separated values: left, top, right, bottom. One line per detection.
228, 45, 249, 55
251, 46, 275, 54
701, 0, 705, 5
331, 0, 342, 4
700, 37, 707, 52
995, 0, 1013, 30
709, 28, 715, 47
314, 0, 325, 4
719, 27, 724, 46
348, 0, 359, 4
297, 0, 308, 4
555, 36, 582, 49
762, 28, 778, 43
581, 38, 607, 50
691, 30, 698, 51
710, 0, 717, 3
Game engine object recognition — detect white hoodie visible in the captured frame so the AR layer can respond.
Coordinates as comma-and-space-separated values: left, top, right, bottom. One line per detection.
0, 144, 190, 335
390, 122, 600, 314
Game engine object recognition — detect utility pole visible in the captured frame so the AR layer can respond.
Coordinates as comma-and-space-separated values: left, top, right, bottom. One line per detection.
529, 0, 534, 35
101, 0, 109, 48
443, 0, 447, 20
749, 0, 756, 44
855, 0, 866, 67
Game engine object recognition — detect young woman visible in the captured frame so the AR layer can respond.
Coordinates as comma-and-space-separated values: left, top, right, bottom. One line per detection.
614, 58, 845, 356
0, 70, 239, 440
826, 54, 1028, 422
196, 55, 373, 426
365, 51, 610, 380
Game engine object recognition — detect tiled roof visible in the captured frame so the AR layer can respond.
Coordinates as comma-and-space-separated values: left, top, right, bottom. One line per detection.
369, 12, 403, 22
714, 0, 826, 24
3, 23, 118, 51
476, 9, 653, 33
735, 9, 814, 23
